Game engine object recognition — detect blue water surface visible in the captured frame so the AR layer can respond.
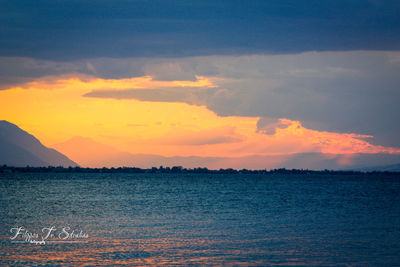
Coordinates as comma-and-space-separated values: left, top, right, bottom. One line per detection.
0, 173, 399, 266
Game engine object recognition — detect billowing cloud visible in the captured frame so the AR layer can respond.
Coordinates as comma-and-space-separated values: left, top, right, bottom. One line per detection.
2, 72, 399, 161
1, 51, 399, 148
256, 118, 292, 135
0, 57, 94, 89
79, 51, 400, 147
84, 87, 209, 105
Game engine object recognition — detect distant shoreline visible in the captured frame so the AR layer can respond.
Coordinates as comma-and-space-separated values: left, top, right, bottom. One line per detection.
1, 165, 399, 176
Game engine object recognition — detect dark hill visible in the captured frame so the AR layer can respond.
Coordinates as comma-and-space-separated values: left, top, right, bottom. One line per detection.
0, 121, 78, 167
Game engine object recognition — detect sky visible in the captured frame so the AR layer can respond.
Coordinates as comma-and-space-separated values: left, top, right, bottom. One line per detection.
1, 0, 399, 167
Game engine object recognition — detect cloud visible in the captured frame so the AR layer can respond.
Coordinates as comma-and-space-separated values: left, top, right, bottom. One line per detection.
1, 1, 399, 60
1, 51, 399, 148
83, 87, 210, 105
0, 57, 95, 89
236, 118, 400, 156
81, 51, 400, 147
256, 118, 292, 135
157, 126, 243, 146
2, 70, 399, 159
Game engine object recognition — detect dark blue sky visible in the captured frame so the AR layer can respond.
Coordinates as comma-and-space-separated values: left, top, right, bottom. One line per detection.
1, 0, 400, 60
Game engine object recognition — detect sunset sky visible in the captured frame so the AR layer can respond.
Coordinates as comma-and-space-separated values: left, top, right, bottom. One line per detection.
1, 1, 399, 167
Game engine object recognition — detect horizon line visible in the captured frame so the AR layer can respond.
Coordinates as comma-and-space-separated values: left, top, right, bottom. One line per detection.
1, 165, 399, 175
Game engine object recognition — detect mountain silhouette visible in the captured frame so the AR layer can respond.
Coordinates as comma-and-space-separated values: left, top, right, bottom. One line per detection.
52, 136, 400, 170
354, 163, 400, 172
52, 136, 168, 168
0, 121, 78, 167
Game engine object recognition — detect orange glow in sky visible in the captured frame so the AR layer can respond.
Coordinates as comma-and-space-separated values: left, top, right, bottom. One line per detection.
0, 74, 399, 166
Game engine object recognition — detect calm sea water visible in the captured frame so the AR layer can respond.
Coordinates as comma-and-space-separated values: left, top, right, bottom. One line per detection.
0, 172, 400, 266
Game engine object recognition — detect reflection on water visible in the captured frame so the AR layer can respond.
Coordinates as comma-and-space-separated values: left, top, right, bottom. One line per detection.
1, 173, 400, 266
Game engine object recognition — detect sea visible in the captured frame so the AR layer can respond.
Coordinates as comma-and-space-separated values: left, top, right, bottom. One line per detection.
1, 172, 400, 266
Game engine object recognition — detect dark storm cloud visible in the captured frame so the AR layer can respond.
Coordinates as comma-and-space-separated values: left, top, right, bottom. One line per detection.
0, 57, 94, 89
83, 87, 211, 106
257, 118, 291, 135
1, 0, 399, 60
82, 51, 400, 147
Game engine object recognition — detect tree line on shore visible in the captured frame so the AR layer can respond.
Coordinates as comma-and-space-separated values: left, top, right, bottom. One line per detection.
0, 165, 399, 176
